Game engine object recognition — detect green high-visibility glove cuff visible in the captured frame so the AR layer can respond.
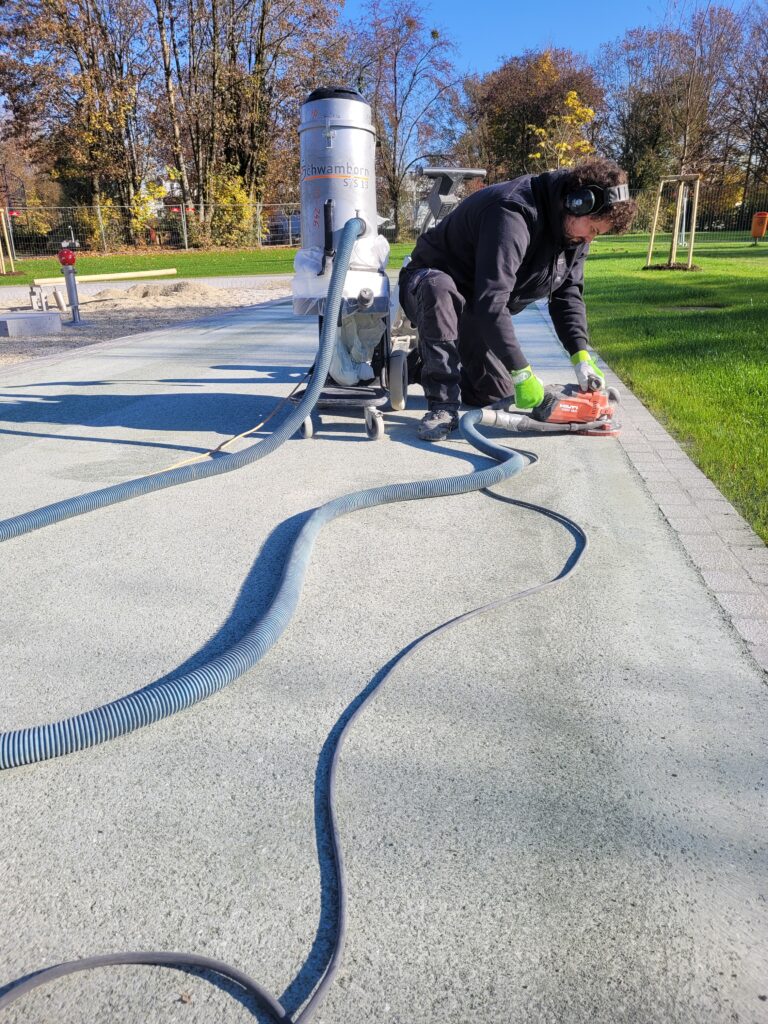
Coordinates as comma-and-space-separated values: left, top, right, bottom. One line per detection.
510, 366, 545, 409
570, 350, 605, 374
570, 350, 605, 391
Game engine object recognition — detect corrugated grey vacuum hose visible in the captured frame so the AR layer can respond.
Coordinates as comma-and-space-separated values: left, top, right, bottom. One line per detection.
0, 218, 366, 548
0, 406, 563, 1022
0, 216, 527, 774
0, 216, 589, 1022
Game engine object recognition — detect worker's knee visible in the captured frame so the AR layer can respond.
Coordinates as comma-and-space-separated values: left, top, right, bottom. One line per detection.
408, 269, 464, 341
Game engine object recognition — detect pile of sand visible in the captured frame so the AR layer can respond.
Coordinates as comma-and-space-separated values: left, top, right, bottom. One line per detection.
0, 277, 291, 367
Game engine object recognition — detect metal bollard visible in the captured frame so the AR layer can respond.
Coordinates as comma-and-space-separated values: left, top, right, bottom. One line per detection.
57, 246, 81, 323
61, 266, 81, 323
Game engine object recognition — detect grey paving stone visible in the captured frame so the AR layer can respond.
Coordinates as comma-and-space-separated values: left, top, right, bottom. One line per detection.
715, 591, 768, 617
701, 570, 761, 593
706, 512, 751, 533
748, 644, 768, 672
661, 515, 712, 534
731, 617, 768, 645
677, 476, 722, 494
745, 565, 768, 585
659, 450, 693, 462
719, 530, 765, 548
644, 482, 692, 504
655, 493, 696, 512
678, 533, 730, 556
640, 470, 677, 483
696, 497, 738, 511
679, 546, 737, 571
684, 481, 729, 497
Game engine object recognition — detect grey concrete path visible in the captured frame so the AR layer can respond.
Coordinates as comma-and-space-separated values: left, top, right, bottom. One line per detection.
1, 300, 766, 1024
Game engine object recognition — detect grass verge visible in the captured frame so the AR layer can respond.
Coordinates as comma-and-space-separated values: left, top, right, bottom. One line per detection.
585, 237, 768, 543
0, 243, 416, 288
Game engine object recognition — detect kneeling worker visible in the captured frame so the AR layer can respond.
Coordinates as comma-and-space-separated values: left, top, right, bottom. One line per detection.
399, 157, 638, 440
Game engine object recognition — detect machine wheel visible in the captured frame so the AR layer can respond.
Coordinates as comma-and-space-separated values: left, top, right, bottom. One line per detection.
388, 349, 408, 411
607, 386, 621, 403
364, 408, 385, 440
300, 413, 321, 439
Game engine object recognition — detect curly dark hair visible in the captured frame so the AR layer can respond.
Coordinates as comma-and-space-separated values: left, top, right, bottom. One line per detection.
561, 157, 638, 234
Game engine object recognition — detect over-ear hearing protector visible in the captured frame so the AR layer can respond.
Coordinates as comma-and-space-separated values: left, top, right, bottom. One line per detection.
563, 182, 630, 216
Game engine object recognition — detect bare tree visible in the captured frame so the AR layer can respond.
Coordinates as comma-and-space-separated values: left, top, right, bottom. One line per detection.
349, 0, 458, 240
0, 0, 155, 212
729, 6, 768, 190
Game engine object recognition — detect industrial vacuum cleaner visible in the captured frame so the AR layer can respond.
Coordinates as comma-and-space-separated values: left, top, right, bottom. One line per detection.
291, 88, 491, 440
291, 87, 403, 440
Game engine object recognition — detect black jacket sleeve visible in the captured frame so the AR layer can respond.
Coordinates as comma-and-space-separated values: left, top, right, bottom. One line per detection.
548, 247, 589, 356
472, 203, 531, 371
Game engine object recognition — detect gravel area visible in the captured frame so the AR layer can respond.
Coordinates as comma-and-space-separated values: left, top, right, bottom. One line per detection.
0, 278, 292, 368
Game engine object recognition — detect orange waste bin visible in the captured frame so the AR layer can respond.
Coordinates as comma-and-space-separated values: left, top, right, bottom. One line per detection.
751, 212, 768, 239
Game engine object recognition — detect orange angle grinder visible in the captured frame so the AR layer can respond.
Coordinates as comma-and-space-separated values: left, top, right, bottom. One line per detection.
479, 383, 621, 437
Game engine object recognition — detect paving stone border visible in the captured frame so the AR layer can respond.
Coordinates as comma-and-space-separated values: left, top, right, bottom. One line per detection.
532, 301, 767, 676
600, 360, 768, 675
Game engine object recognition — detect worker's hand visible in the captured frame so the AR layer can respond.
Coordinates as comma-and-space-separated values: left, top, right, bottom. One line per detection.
510, 366, 545, 409
571, 351, 605, 392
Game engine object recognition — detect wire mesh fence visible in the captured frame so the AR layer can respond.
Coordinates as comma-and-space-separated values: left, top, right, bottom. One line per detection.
3, 183, 768, 260
629, 183, 768, 252
2, 203, 301, 259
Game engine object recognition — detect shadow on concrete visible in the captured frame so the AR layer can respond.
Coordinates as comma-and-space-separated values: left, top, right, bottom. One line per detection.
0, 391, 290, 437
0, 426, 213, 455
0, 365, 307, 391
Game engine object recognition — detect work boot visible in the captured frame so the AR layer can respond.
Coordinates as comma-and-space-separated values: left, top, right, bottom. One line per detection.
418, 406, 459, 441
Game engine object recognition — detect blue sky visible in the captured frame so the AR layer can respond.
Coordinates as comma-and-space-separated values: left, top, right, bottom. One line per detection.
342, 0, 682, 76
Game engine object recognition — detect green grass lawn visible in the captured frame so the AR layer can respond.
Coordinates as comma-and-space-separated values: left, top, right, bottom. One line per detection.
0, 247, 299, 285
585, 236, 768, 542
0, 243, 417, 287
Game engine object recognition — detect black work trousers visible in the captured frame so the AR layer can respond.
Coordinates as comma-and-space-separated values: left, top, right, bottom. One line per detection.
399, 266, 514, 409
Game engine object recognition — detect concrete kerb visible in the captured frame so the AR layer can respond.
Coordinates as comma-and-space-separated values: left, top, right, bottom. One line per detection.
532, 300, 768, 675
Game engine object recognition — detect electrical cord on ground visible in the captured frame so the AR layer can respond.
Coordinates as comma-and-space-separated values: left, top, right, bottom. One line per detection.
158, 370, 311, 474
0, 415, 586, 1020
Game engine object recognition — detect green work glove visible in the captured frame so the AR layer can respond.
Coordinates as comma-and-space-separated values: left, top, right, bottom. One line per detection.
510, 365, 545, 409
571, 350, 605, 392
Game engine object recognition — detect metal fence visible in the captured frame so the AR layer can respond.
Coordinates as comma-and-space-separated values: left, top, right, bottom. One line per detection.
627, 184, 768, 251
3, 184, 768, 259
2, 203, 301, 259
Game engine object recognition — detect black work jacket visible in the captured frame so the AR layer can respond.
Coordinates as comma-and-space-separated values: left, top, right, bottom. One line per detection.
404, 170, 590, 371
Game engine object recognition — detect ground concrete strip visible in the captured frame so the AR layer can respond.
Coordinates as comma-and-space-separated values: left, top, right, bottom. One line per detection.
532, 300, 768, 675
1, 301, 767, 1023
